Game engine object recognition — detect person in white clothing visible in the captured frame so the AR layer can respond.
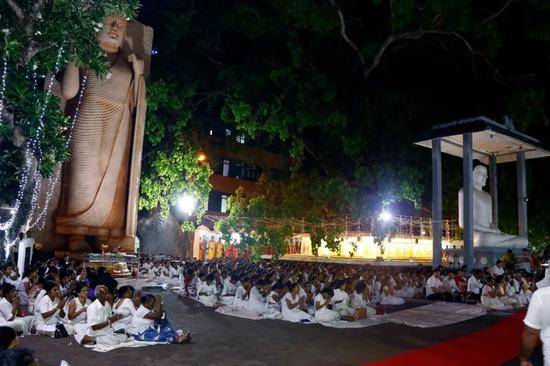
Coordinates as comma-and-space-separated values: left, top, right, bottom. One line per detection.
489, 260, 505, 277
425, 270, 452, 301
111, 286, 137, 332
248, 280, 267, 313
351, 282, 376, 316
480, 278, 512, 311
127, 294, 190, 344
198, 274, 219, 307
76, 285, 129, 345
262, 283, 284, 319
467, 271, 483, 300
330, 281, 354, 318
521, 286, 550, 366
233, 278, 250, 309
0, 283, 34, 335
281, 283, 312, 323
66, 283, 91, 340
220, 275, 238, 306
314, 288, 340, 322
34, 281, 74, 336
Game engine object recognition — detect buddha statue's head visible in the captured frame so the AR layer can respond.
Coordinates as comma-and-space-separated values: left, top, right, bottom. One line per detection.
97, 15, 128, 53
473, 165, 488, 191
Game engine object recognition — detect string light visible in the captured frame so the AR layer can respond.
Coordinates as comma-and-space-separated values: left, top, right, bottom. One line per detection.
0, 45, 64, 235
29, 73, 88, 230
0, 46, 7, 126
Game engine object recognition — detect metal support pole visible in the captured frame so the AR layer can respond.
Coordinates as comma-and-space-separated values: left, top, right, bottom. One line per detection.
489, 155, 499, 230
463, 133, 474, 269
432, 139, 442, 268
517, 151, 528, 237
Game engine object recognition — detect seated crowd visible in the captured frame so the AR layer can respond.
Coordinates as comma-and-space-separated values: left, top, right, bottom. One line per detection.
0, 256, 191, 353
134, 254, 541, 324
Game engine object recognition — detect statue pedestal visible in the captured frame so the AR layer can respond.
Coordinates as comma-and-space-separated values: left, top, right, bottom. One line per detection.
445, 247, 523, 269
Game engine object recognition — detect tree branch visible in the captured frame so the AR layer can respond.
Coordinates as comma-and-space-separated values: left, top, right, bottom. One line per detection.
6, 0, 25, 22
328, 0, 365, 66
480, 0, 518, 25
363, 30, 500, 83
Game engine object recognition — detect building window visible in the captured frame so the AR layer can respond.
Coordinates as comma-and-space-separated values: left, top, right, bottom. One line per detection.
221, 194, 228, 213
222, 159, 230, 177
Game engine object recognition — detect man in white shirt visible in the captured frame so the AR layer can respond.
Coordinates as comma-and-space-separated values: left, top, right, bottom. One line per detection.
78, 285, 129, 345
467, 270, 483, 300
489, 260, 505, 277
521, 286, 550, 366
425, 270, 452, 301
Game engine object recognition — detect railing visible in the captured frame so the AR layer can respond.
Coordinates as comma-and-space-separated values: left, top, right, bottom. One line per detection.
289, 215, 460, 241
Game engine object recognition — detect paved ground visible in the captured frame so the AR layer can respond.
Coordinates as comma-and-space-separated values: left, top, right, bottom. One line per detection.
20, 292, 540, 366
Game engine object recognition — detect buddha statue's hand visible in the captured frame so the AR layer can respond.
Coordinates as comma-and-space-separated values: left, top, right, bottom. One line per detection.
128, 53, 144, 77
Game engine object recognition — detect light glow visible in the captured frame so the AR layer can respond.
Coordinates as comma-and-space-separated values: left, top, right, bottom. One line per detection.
378, 210, 392, 222
176, 193, 197, 215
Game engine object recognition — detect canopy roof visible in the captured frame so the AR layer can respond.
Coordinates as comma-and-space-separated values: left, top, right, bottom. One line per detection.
415, 117, 550, 164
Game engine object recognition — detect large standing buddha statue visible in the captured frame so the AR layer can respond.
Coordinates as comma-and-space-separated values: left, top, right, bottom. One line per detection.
55, 15, 147, 253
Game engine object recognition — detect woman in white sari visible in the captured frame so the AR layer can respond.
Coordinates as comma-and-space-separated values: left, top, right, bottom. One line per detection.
66, 283, 90, 333
314, 288, 341, 322
111, 286, 137, 332
281, 283, 312, 323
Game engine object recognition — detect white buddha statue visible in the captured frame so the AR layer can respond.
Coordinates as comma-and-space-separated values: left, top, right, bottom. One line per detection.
459, 165, 527, 248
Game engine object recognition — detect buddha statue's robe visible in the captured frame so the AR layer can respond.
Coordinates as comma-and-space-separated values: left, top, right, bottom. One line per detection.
55, 55, 146, 252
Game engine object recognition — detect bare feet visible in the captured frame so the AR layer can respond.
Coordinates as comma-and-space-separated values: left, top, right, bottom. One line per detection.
176, 332, 191, 344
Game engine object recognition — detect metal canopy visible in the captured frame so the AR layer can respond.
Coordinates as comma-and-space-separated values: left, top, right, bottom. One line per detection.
415, 116, 550, 164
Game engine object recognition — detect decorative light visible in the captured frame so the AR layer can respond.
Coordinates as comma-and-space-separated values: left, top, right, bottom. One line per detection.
0, 45, 64, 236
197, 151, 207, 162
29, 73, 88, 230
176, 193, 197, 215
0, 42, 8, 126
378, 210, 393, 222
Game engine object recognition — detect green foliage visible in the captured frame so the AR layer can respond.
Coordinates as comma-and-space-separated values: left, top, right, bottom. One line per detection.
215, 173, 356, 260
0, 0, 140, 206
146, 0, 550, 254
139, 79, 212, 228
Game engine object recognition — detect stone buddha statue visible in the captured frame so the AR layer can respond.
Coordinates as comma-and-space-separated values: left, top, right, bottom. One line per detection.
458, 165, 527, 248
55, 15, 148, 253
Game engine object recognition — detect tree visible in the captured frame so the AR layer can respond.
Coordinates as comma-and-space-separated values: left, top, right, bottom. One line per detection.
214, 172, 356, 259
0, 0, 140, 247
140, 0, 550, 254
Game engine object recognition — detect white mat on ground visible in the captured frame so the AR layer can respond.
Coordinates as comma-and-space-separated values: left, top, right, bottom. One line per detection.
215, 305, 263, 320
83, 340, 168, 353
319, 316, 387, 329
117, 278, 168, 290
385, 302, 486, 328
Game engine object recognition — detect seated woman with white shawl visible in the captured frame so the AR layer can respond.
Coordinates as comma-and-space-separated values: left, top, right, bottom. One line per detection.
0, 283, 34, 335
379, 284, 405, 306
34, 281, 74, 336
281, 283, 313, 323
127, 294, 190, 344
330, 280, 354, 318
197, 274, 219, 307
314, 288, 341, 322
220, 275, 238, 306
66, 283, 91, 338
262, 283, 284, 319
247, 279, 267, 313
351, 282, 376, 316
111, 286, 137, 332
233, 278, 250, 309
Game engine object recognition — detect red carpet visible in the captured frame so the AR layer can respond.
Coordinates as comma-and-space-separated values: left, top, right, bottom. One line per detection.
367, 311, 526, 366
